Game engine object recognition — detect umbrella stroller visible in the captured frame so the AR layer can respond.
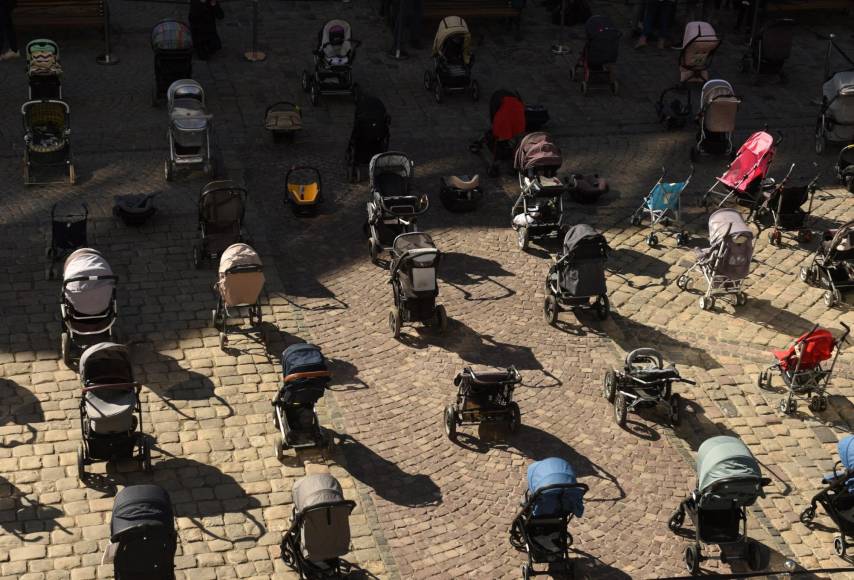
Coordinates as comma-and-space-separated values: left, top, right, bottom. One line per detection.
702, 131, 776, 209
77, 343, 151, 478
345, 95, 390, 183
544, 225, 610, 324
570, 14, 621, 95
676, 208, 754, 311
301, 19, 361, 106
747, 163, 818, 246
22, 99, 74, 185
150, 20, 193, 106
45, 202, 87, 280
511, 132, 567, 251
800, 220, 854, 308
61, 248, 118, 367
424, 16, 478, 103
630, 167, 693, 247
739, 18, 795, 83
165, 79, 214, 181
212, 243, 265, 350
443, 366, 522, 441
104, 484, 177, 579
691, 80, 741, 161
388, 232, 447, 338
264, 101, 302, 143
366, 152, 428, 263
509, 458, 588, 579
281, 474, 356, 578
273, 343, 331, 456
26, 39, 62, 99
284, 166, 323, 215
470, 89, 526, 177
758, 323, 849, 415
800, 435, 854, 558
836, 144, 854, 192
668, 436, 769, 574
193, 180, 248, 268
815, 70, 854, 155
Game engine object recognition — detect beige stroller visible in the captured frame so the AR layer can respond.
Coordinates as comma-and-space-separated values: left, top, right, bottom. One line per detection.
212, 243, 265, 350
691, 79, 741, 161
679, 22, 720, 84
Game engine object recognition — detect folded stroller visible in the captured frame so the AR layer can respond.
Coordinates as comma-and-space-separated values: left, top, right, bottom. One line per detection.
676, 208, 754, 311
815, 70, 854, 155
511, 132, 566, 250
470, 89, 526, 177
77, 343, 151, 478
739, 18, 794, 82
105, 484, 176, 579
150, 20, 193, 106
668, 436, 769, 574
748, 163, 818, 246
61, 249, 118, 368
679, 22, 720, 84
800, 220, 854, 308
345, 95, 390, 183
302, 19, 361, 106
801, 435, 854, 557
273, 343, 331, 455
22, 99, 74, 185
165, 79, 214, 180
281, 474, 356, 578
388, 232, 447, 338
366, 152, 428, 262
26, 39, 62, 99
691, 80, 740, 161
702, 131, 776, 209
443, 366, 522, 441
193, 180, 248, 268
45, 202, 87, 280
570, 15, 621, 95
630, 167, 692, 247
759, 323, 849, 415
509, 458, 588, 579
544, 225, 610, 324
425, 16, 478, 103
603, 348, 695, 429
212, 243, 265, 350
836, 144, 854, 192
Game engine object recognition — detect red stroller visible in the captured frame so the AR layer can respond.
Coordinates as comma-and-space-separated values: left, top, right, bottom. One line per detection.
702, 131, 776, 210
758, 323, 849, 415
470, 89, 526, 177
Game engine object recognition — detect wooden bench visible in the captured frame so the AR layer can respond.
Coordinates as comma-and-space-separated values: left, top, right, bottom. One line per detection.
382, 0, 523, 37
14, 0, 107, 32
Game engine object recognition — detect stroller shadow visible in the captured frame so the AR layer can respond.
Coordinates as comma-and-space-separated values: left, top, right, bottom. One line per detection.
439, 252, 516, 302
327, 359, 369, 392
260, 322, 301, 362
605, 314, 722, 370
571, 549, 633, 580
0, 379, 44, 448
608, 248, 672, 290
335, 433, 443, 508
736, 298, 815, 338
0, 476, 69, 540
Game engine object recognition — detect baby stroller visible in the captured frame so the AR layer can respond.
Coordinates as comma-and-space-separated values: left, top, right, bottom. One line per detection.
22, 99, 74, 185
702, 131, 776, 209
443, 366, 522, 441
570, 15, 621, 95
511, 132, 567, 251
212, 243, 265, 350
45, 202, 87, 280
281, 474, 356, 578
470, 89, 526, 177
105, 484, 177, 579
739, 18, 795, 83
800, 220, 854, 308
679, 22, 720, 85
388, 232, 447, 339
836, 144, 854, 192
544, 225, 610, 324
273, 343, 331, 456
668, 436, 769, 574
285, 166, 323, 215
758, 323, 849, 415
77, 342, 151, 478
439, 174, 482, 212
509, 458, 588, 579
345, 95, 390, 183
165, 79, 214, 181
424, 16, 478, 103
366, 152, 428, 262
800, 435, 854, 557
264, 101, 302, 143
61, 248, 118, 368
603, 348, 695, 429
691, 80, 741, 161
815, 70, 854, 155
193, 180, 248, 268
26, 39, 62, 99
748, 163, 818, 246
630, 167, 692, 247
150, 20, 193, 106
301, 19, 361, 106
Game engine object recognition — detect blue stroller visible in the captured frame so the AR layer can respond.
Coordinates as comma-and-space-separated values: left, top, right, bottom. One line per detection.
630, 168, 693, 247
509, 458, 588, 579
801, 435, 854, 557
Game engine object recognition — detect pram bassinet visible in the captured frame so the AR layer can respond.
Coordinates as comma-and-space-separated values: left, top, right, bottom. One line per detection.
108, 484, 177, 580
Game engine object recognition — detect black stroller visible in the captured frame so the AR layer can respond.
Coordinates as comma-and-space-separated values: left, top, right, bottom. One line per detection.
443, 366, 522, 441
836, 145, 854, 193
544, 225, 610, 324
45, 202, 87, 280
192, 180, 248, 268
739, 18, 795, 83
22, 99, 74, 185
800, 220, 854, 308
424, 16, 478, 103
388, 232, 447, 339
345, 95, 390, 183
106, 484, 177, 579
800, 435, 854, 557
150, 20, 193, 106
511, 132, 567, 251
570, 15, 621, 95
747, 163, 818, 246
273, 343, 331, 457
77, 342, 151, 478
301, 19, 361, 106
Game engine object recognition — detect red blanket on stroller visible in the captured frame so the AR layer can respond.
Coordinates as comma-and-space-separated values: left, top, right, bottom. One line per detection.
773, 328, 835, 371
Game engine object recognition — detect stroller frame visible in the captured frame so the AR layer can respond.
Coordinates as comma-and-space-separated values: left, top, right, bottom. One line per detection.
443, 366, 522, 441
800, 220, 854, 308
280, 498, 357, 579
747, 163, 818, 246
45, 202, 87, 280
630, 167, 692, 247
800, 460, 854, 557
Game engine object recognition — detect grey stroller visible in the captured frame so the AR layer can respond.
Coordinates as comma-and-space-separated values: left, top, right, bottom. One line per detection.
165, 79, 214, 181
281, 473, 356, 579
544, 225, 610, 324
388, 232, 448, 338
815, 70, 854, 155
691, 80, 740, 161
676, 209, 754, 311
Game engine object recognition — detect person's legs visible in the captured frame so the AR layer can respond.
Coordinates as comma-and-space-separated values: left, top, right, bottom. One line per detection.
0, 8, 17, 55
657, 1, 675, 47
636, 0, 662, 47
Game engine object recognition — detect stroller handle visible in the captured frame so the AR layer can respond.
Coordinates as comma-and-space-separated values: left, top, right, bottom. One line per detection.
62, 275, 119, 288
841, 322, 850, 342
676, 378, 696, 385
81, 382, 138, 393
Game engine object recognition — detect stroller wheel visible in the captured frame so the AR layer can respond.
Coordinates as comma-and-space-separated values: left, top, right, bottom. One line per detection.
613, 392, 627, 427
61, 332, 72, 369
368, 237, 379, 264
77, 445, 86, 480
646, 233, 658, 247
603, 370, 616, 402
809, 395, 825, 413
684, 544, 700, 574
516, 227, 529, 251
824, 289, 838, 308
140, 436, 153, 473
508, 402, 521, 433
310, 82, 319, 106
164, 159, 173, 182
301, 70, 310, 92
521, 564, 531, 580
768, 229, 782, 246
68, 164, 76, 185
275, 435, 285, 460
210, 309, 219, 329
735, 292, 747, 307
800, 506, 816, 524
676, 274, 691, 291
219, 332, 227, 351
676, 232, 689, 246
193, 245, 203, 270
799, 266, 814, 285
630, 214, 641, 227
595, 295, 610, 320
433, 80, 443, 104
388, 307, 401, 339
699, 296, 714, 311
835, 536, 847, 557
435, 305, 449, 333
669, 393, 681, 427
423, 70, 432, 91
543, 295, 559, 326
668, 509, 685, 532
746, 541, 762, 571
757, 370, 772, 390
443, 405, 457, 441
780, 396, 796, 415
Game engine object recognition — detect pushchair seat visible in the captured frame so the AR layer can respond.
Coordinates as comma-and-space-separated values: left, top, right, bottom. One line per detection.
375, 173, 407, 196
85, 388, 136, 434
697, 506, 741, 543
468, 366, 517, 385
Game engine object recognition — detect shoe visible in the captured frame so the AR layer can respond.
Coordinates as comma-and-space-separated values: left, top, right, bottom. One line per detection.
634, 37, 647, 49
0, 50, 20, 61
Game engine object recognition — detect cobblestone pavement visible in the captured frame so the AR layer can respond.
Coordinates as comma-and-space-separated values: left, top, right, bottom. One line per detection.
1, 0, 854, 578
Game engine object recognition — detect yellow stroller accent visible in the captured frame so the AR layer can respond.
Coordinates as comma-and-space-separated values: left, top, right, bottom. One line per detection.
285, 166, 323, 214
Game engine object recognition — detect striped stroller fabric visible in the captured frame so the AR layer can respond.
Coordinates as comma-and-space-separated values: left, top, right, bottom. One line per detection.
151, 20, 193, 51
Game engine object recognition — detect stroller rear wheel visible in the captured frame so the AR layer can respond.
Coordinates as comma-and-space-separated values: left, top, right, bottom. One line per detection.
443, 405, 457, 441
809, 395, 828, 413
388, 307, 401, 339
684, 544, 700, 574
757, 370, 772, 390
646, 233, 658, 247
668, 508, 685, 532
517, 227, 529, 251
164, 159, 173, 182
368, 237, 379, 264
746, 541, 762, 571
676, 232, 690, 246
699, 296, 714, 311
800, 506, 816, 524
824, 289, 841, 308
595, 295, 609, 320
835, 535, 847, 557
735, 292, 747, 307
543, 295, 559, 326
614, 393, 627, 427
669, 393, 681, 427
301, 70, 310, 92
799, 266, 815, 285
508, 402, 521, 433
140, 436, 153, 473
61, 332, 72, 368
219, 332, 227, 350
780, 396, 796, 415
275, 435, 285, 460
77, 445, 86, 479
603, 370, 616, 402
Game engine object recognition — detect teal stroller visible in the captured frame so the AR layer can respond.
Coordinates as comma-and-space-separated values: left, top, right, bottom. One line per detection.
630, 168, 693, 247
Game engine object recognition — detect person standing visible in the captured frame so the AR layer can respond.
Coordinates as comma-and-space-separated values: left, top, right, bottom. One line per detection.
635, 0, 677, 49
0, 0, 20, 61
189, 0, 224, 60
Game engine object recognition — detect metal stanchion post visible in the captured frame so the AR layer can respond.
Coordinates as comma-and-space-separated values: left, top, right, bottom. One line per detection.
244, 0, 266, 62
551, 0, 570, 55
96, 0, 119, 65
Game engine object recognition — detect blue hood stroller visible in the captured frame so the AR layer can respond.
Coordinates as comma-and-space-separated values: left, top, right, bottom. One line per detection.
509, 458, 588, 579
801, 435, 854, 557
630, 167, 693, 247
273, 343, 331, 457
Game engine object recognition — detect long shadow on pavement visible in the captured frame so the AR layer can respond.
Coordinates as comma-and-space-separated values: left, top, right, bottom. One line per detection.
0, 379, 44, 448
605, 313, 722, 370
0, 476, 68, 541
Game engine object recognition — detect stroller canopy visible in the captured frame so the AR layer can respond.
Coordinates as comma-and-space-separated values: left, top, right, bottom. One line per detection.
293, 473, 345, 514
708, 208, 753, 246
563, 224, 607, 257
168, 79, 204, 106
680, 21, 719, 81
527, 458, 585, 518
433, 16, 470, 63
697, 436, 762, 493
392, 231, 435, 255
513, 132, 563, 173
701, 79, 734, 106
369, 152, 412, 188
151, 20, 193, 51
839, 436, 854, 473
320, 19, 351, 47
111, 484, 174, 539
80, 342, 133, 385
719, 131, 774, 191
282, 343, 329, 380
200, 180, 246, 222
583, 15, 621, 66
218, 242, 262, 273
823, 71, 854, 126
490, 89, 525, 142
773, 328, 835, 371
63, 248, 115, 315
217, 243, 264, 307
355, 95, 387, 123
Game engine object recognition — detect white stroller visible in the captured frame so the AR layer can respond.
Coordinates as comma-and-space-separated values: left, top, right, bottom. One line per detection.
815, 70, 854, 155
165, 79, 214, 181
212, 243, 266, 350
677, 208, 754, 311
691, 80, 741, 161
301, 19, 361, 106
61, 248, 118, 368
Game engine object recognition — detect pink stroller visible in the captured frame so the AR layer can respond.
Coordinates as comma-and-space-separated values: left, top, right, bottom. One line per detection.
702, 131, 776, 210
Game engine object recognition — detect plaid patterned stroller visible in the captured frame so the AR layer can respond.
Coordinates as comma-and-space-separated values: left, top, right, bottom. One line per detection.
630, 167, 692, 247
702, 131, 776, 209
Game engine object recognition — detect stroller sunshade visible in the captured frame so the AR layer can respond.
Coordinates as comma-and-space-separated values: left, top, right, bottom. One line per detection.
293, 473, 345, 513
151, 20, 193, 51
111, 484, 174, 539
80, 342, 133, 385
563, 224, 607, 256
696, 436, 762, 494
773, 328, 835, 371
433, 16, 470, 63
527, 458, 584, 518
490, 90, 525, 141
63, 248, 114, 315
514, 132, 562, 172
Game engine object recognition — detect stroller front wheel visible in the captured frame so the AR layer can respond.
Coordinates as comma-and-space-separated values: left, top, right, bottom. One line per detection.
543, 295, 559, 326
669, 393, 681, 427
443, 405, 457, 441
735, 292, 747, 307
508, 402, 521, 433
61, 332, 72, 369
301, 70, 310, 93
613, 392, 627, 427
684, 544, 700, 574
699, 296, 714, 311
388, 307, 401, 339
824, 289, 840, 308
835, 536, 847, 557
423, 70, 432, 91
668, 508, 685, 532
800, 506, 816, 524
603, 370, 616, 402
517, 226, 529, 250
